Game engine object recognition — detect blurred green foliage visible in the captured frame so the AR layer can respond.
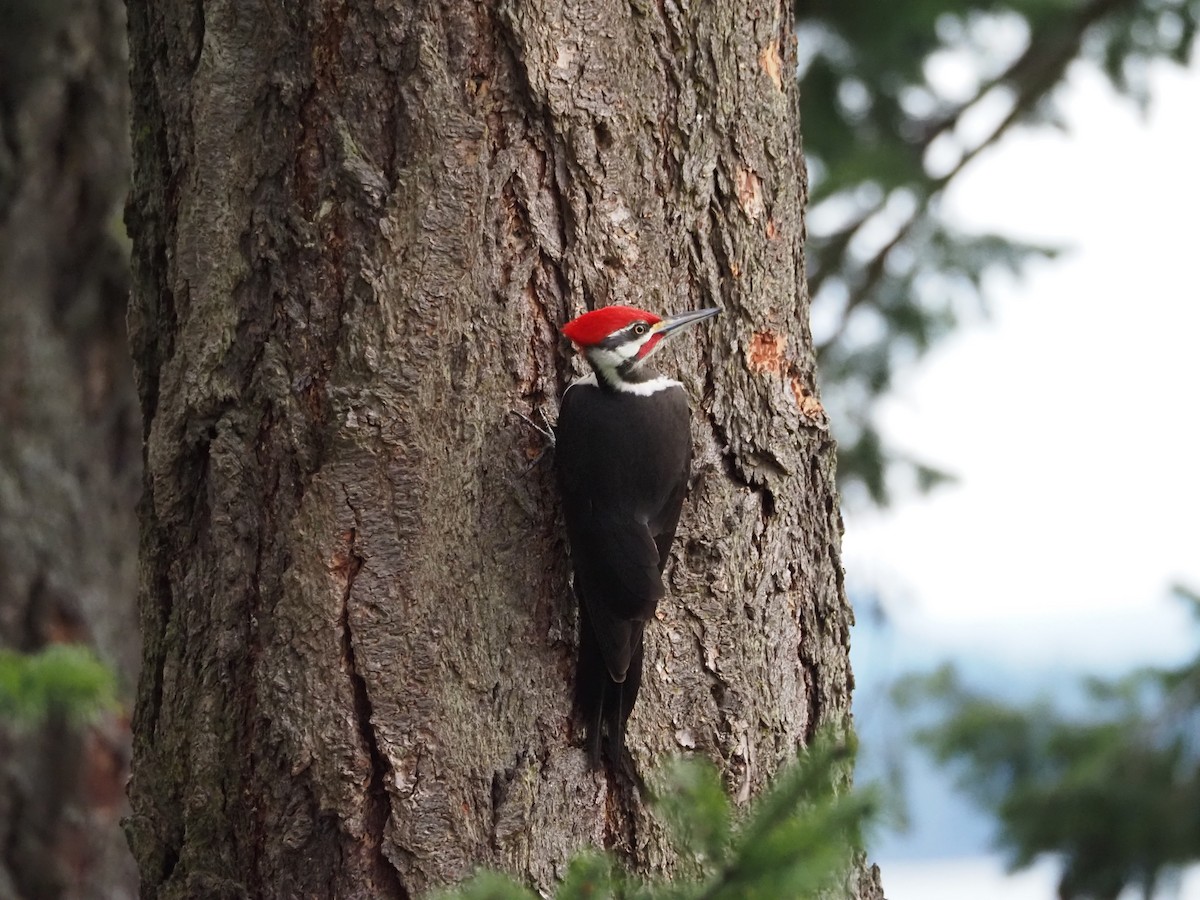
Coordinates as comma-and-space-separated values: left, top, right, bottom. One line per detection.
436, 729, 878, 900
0, 644, 118, 724
895, 586, 1200, 899
799, 0, 1199, 504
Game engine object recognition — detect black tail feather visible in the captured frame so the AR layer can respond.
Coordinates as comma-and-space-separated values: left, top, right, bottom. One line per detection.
608, 630, 644, 761
576, 602, 606, 766
576, 602, 645, 767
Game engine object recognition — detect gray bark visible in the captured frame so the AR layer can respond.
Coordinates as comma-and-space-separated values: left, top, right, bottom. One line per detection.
0, 0, 140, 897
125, 1, 883, 897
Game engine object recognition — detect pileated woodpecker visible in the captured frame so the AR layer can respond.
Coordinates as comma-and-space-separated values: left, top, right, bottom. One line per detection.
556, 303, 720, 765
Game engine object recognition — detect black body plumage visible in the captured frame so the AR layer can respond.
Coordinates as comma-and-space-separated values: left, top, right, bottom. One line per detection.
556, 376, 692, 765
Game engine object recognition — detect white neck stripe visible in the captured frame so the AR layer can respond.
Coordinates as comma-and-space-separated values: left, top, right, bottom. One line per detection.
566, 372, 680, 397
613, 376, 681, 396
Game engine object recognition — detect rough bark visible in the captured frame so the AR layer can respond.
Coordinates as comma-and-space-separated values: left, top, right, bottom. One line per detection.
0, 1, 140, 897
125, 1, 882, 898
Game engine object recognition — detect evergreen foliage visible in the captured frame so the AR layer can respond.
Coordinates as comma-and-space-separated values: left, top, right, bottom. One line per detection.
798, 0, 1199, 504
896, 586, 1200, 899
0, 644, 118, 724
438, 730, 878, 900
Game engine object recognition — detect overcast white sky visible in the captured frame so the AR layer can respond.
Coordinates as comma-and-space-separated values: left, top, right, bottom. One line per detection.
843, 57, 1200, 675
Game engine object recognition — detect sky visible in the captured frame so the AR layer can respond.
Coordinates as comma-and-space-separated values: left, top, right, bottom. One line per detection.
844, 57, 1200, 675
841, 56, 1200, 897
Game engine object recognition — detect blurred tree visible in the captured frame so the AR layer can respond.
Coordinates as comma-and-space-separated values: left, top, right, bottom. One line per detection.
0, 0, 140, 897
897, 586, 1200, 900
797, 0, 1199, 504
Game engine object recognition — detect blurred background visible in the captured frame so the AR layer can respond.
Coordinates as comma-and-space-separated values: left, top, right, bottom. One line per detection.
795, 2, 1200, 897
846, 61, 1200, 899
1, 0, 1197, 897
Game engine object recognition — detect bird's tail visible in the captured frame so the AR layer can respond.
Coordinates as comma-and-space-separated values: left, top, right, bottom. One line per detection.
576, 604, 645, 767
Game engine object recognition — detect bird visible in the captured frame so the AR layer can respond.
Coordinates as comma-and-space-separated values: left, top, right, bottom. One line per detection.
555, 303, 720, 766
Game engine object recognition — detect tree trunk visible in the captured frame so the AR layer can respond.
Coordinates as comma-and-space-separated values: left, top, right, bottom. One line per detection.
0, 1, 140, 897
125, 1, 882, 897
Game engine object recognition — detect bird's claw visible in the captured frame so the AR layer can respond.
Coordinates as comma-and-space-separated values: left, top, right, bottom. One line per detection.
511, 408, 557, 471
511, 408, 556, 445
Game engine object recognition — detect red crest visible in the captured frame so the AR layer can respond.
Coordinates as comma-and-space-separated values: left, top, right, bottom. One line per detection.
561, 305, 661, 347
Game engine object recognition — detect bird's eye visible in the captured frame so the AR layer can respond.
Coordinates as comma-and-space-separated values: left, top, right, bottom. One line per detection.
633, 323, 647, 336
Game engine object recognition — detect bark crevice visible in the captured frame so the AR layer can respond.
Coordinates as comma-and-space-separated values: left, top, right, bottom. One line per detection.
701, 366, 779, 525
338, 499, 408, 899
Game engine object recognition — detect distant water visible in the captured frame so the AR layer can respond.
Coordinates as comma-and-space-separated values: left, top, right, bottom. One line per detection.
849, 611, 1196, 863
880, 856, 1200, 900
